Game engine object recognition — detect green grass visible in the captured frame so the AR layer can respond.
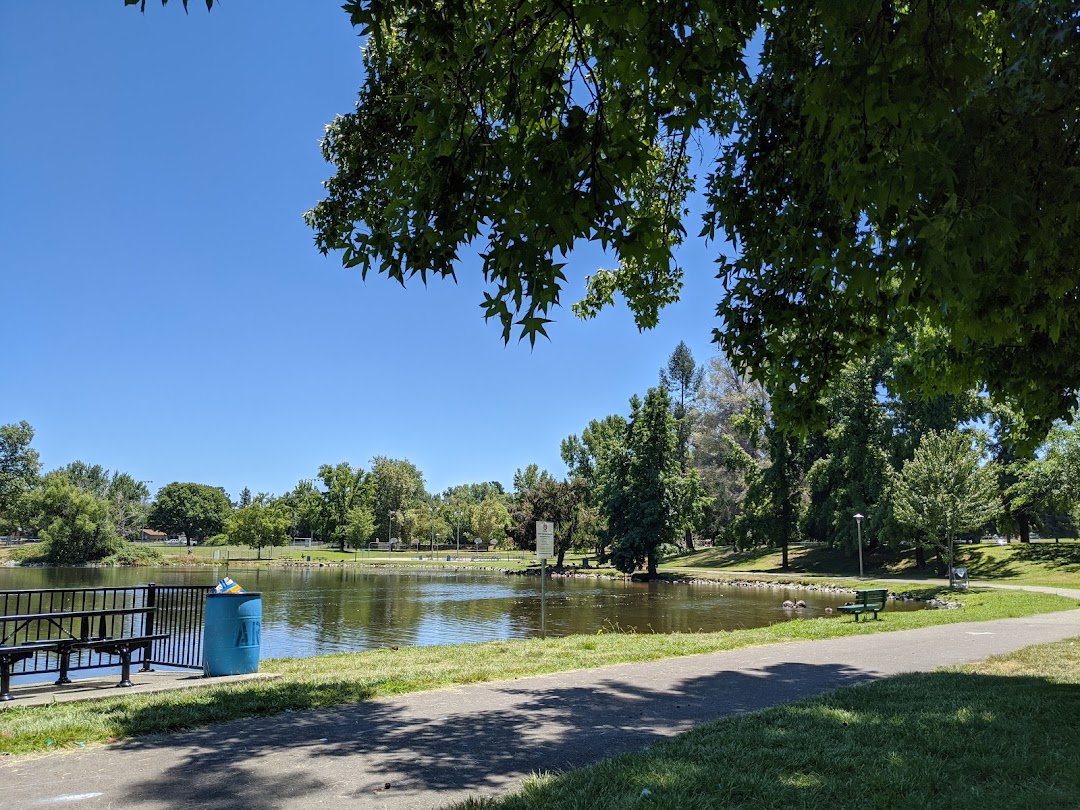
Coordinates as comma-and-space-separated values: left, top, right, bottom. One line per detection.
167, 544, 535, 570
8, 537, 1078, 589
0, 541, 535, 571
955, 541, 1080, 587
661, 540, 1080, 590
454, 637, 1080, 809
0, 586, 1075, 758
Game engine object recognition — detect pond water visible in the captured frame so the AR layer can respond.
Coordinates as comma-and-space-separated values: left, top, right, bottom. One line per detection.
0, 565, 922, 660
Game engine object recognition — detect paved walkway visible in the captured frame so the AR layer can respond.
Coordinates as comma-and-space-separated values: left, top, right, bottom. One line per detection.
3, 602, 1079, 810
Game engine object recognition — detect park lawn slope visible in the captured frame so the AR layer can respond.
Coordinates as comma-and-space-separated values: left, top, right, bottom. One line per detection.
457, 636, 1080, 809
0, 587, 1075, 757
662, 539, 1080, 589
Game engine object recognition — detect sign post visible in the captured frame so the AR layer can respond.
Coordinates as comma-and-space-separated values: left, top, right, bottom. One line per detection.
536, 521, 554, 639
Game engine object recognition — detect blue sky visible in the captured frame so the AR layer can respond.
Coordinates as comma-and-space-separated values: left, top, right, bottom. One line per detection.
1, 1, 728, 500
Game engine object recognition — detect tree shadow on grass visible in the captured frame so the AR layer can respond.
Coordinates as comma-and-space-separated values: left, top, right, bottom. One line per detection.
99, 659, 880, 809
956, 550, 1021, 580
479, 671, 1080, 809
1010, 541, 1080, 572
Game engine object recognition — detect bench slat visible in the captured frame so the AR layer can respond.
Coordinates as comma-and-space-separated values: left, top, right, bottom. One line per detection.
73, 634, 170, 688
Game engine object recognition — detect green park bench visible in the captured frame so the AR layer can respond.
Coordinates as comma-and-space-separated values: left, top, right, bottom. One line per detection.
836, 588, 889, 622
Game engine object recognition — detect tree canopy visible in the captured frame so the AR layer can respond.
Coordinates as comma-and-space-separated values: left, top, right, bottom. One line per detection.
0, 421, 40, 534
129, 1, 1080, 431
226, 495, 292, 559
893, 430, 1001, 570
148, 482, 232, 545
31, 472, 121, 565
294, 0, 1080, 434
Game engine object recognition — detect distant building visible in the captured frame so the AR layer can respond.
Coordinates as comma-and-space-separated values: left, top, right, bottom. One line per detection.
140, 529, 167, 543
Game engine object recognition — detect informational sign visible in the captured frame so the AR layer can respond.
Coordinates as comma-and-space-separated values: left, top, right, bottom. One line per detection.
535, 520, 554, 559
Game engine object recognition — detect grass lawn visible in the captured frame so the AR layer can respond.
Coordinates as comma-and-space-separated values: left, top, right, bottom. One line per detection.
454, 636, 1080, 809
0, 542, 535, 571
0, 586, 1075, 758
662, 540, 1080, 590
6, 539, 1078, 588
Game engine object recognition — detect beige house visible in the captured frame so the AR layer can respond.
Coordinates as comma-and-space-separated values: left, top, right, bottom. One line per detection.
139, 528, 167, 543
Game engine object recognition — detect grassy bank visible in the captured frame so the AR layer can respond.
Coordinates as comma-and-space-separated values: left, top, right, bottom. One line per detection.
168, 545, 536, 569
0, 586, 1075, 757
457, 636, 1080, 809
0, 541, 535, 571
662, 539, 1080, 589
6, 539, 1078, 589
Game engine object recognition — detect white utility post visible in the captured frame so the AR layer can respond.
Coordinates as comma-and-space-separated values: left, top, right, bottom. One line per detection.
536, 521, 554, 639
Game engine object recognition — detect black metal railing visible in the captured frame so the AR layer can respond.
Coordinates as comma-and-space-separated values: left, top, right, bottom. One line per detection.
144, 583, 214, 670
0, 583, 214, 677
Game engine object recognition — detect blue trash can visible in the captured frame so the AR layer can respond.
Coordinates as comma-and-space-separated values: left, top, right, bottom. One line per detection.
203, 592, 262, 676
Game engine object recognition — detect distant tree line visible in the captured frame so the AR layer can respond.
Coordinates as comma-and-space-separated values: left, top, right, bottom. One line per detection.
3, 337, 1079, 568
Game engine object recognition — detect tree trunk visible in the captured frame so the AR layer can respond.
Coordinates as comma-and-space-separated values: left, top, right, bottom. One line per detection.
781, 539, 789, 570
647, 549, 658, 576
1017, 512, 1031, 543
684, 527, 695, 552
556, 547, 565, 569
915, 545, 926, 569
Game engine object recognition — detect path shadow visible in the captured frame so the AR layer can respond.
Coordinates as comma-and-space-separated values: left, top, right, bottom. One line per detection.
110, 659, 877, 808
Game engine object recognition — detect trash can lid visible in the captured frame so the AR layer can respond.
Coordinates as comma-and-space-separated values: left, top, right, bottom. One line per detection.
206, 591, 262, 597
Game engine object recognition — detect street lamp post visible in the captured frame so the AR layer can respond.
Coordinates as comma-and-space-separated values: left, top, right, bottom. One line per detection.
435, 533, 439, 554
455, 511, 461, 552
854, 513, 865, 579
430, 505, 436, 555
388, 511, 393, 551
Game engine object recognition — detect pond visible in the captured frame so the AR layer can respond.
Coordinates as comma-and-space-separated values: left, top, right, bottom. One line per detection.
0, 565, 922, 661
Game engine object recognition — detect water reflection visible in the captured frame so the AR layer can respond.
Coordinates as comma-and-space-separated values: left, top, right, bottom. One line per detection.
0, 566, 922, 660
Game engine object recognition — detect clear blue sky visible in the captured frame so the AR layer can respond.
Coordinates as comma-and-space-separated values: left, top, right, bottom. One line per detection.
1, 2, 728, 500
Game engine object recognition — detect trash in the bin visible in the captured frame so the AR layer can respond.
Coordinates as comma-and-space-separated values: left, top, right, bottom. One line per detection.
215, 577, 244, 593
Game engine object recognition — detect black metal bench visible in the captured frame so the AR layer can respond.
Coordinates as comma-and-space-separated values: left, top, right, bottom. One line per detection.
0, 607, 165, 700
0, 641, 64, 701
836, 588, 889, 621
69, 634, 169, 688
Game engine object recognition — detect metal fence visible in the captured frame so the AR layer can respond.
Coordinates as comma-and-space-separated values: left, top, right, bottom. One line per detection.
0, 583, 214, 677
145, 583, 214, 670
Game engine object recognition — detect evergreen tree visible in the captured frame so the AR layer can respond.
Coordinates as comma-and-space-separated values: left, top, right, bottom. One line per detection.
660, 341, 705, 550
803, 361, 894, 556
608, 387, 680, 576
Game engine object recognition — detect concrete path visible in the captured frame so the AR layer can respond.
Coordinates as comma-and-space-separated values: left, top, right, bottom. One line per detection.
3, 606, 1079, 810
